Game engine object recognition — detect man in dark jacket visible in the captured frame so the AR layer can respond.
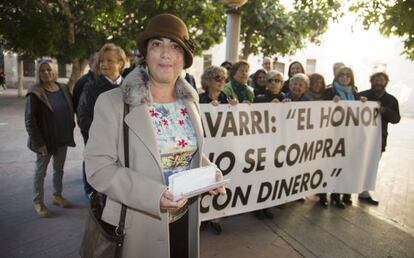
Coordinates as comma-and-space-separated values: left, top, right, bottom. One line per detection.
73, 53, 96, 138
359, 72, 401, 205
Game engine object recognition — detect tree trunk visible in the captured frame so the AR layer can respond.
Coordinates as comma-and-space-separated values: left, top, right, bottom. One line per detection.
241, 29, 253, 60
67, 58, 88, 92
17, 55, 24, 97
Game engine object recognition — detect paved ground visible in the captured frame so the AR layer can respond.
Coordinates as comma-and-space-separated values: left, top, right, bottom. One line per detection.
0, 89, 413, 258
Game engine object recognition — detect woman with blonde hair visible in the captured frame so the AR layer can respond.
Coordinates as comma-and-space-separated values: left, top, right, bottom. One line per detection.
285, 73, 310, 102
77, 42, 127, 198
25, 60, 75, 217
199, 65, 229, 106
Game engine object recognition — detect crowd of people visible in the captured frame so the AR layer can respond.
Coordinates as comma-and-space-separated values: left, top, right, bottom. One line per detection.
23, 13, 401, 258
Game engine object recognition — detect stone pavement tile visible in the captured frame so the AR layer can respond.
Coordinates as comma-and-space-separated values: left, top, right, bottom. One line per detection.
267, 199, 414, 258
200, 213, 302, 258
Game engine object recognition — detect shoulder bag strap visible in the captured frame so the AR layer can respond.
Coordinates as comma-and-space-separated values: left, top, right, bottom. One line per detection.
115, 103, 130, 256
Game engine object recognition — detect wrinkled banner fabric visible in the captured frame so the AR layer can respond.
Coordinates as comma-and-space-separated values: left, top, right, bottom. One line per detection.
199, 101, 381, 221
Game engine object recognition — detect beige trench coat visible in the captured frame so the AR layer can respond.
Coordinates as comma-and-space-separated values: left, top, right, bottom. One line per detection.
84, 67, 210, 258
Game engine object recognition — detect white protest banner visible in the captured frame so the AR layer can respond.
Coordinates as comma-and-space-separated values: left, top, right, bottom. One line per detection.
199, 101, 381, 221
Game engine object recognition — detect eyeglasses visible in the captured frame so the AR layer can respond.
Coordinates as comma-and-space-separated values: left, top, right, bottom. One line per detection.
267, 78, 282, 83
339, 73, 351, 78
213, 76, 226, 82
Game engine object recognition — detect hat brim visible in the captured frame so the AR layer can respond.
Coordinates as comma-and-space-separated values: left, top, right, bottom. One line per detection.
137, 31, 193, 69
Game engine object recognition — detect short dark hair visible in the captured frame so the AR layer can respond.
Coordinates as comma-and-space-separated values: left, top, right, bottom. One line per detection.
229, 60, 249, 80
220, 61, 232, 68
251, 69, 267, 88
370, 72, 389, 85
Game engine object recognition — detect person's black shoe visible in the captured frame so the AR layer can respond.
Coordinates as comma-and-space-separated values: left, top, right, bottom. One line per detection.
210, 221, 222, 235
200, 221, 208, 231
358, 196, 379, 205
319, 199, 328, 207
342, 194, 352, 205
263, 209, 274, 219
331, 199, 346, 209
254, 210, 265, 220
318, 194, 328, 207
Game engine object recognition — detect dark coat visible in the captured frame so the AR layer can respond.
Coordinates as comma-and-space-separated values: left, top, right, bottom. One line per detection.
323, 84, 359, 100
281, 80, 291, 94
77, 75, 120, 136
359, 89, 400, 152
25, 83, 75, 154
199, 91, 228, 104
72, 70, 95, 115
254, 90, 285, 103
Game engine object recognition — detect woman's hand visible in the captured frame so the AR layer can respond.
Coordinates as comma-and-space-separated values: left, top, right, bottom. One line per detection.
160, 190, 187, 210
210, 100, 220, 106
228, 99, 239, 106
360, 96, 368, 102
208, 172, 226, 196
282, 98, 291, 103
333, 95, 341, 102
38, 145, 48, 156
271, 98, 280, 103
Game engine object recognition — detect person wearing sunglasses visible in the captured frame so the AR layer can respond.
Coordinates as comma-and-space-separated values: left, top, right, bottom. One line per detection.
324, 66, 367, 209
199, 66, 237, 106
198, 66, 236, 235
254, 70, 286, 103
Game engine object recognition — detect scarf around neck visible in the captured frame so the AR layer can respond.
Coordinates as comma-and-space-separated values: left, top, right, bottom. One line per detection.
231, 79, 249, 102
334, 82, 355, 100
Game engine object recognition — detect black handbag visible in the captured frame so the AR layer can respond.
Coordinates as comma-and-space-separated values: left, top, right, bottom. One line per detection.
80, 103, 130, 258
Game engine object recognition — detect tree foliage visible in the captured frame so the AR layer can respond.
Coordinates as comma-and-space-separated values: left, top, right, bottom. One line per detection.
350, 0, 414, 60
0, 0, 226, 86
239, 0, 342, 59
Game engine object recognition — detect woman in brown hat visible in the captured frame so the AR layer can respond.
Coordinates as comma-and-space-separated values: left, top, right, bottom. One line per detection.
84, 14, 225, 258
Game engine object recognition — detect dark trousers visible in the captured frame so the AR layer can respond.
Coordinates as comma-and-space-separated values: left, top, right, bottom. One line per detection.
81, 131, 94, 196
331, 193, 351, 201
169, 212, 189, 258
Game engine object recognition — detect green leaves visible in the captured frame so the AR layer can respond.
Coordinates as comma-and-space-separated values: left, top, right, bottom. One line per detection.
238, 0, 342, 59
351, 0, 414, 60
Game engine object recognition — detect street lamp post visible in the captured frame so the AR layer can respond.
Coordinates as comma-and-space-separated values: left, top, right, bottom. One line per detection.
223, 0, 248, 63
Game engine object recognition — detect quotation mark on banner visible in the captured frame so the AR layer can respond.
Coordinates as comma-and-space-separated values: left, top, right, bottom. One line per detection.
331, 168, 342, 177
286, 108, 296, 119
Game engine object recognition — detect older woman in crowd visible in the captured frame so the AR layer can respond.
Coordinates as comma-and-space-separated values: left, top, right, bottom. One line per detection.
324, 66, 366, 209
254, 70, 285, 103
284, 73, 310, 102
199, 66, 230, 106
25, 60, 75, 217
303, 73, 328, 206
198, 65, 236, 235
305, 73, 326, 101
77, 43, 126, 198
223, 60, 254, 103
281, 61, 305, 94
251, 69, 267, 99
84, 14, 225, 258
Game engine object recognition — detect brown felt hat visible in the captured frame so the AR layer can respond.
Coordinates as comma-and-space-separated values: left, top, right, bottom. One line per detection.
137, 13, 196, 69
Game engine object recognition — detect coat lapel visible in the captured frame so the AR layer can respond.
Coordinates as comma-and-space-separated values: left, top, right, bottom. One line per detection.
124, 104, 162, 173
